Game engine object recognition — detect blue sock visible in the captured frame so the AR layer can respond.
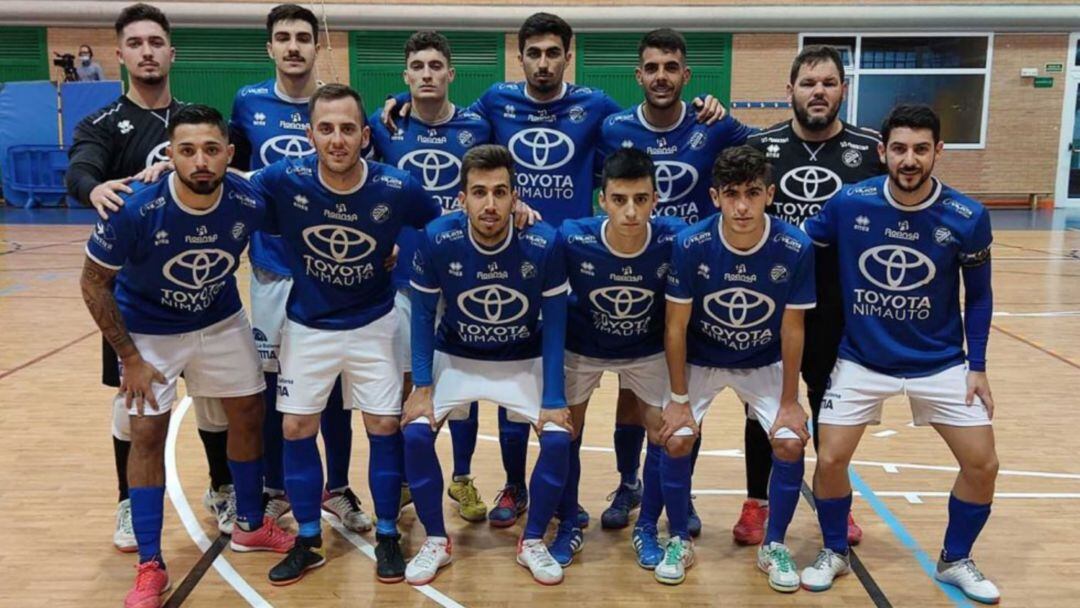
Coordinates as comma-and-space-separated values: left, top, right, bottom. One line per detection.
764, 453, 804, 545
660, 452, 692, 539
403, 423, 447, 537
284, 435, 323, 540
449, 402, 479, 478
261, 372, 284, 492
228, 458, 265, 531
815, 493, 852, 555
942, 494, 992, 562
130, 486, 165, 565
614, 424, 645, 486
367, 432, 404, 527
321, 379, 352, 492
523, 430, 570, 540
639, 443, 663, 528
498, 407, 530, 487
556, 434, 582, 523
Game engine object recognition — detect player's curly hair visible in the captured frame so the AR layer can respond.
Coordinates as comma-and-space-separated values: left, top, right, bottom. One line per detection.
406, 31, 453, 64
461, 145, 515, 190
711, 145, 773, 189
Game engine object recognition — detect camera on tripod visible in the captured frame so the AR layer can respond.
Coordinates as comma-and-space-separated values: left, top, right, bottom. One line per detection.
53, 53, 79, 82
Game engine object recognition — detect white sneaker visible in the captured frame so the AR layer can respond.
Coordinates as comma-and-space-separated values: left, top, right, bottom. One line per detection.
800, 548, 851, 592
935, 557, 1000, 604
757, 542, 800, 593
405, 537, 452, 586
114, 498, 137, 553
654, 536, 694, 585
516, 538, 564, 585
321, 488, 373, 533
264, 492, 291, 522
202, 485, 236, 534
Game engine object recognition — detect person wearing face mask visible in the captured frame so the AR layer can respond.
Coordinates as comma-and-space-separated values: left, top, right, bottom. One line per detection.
76, 44, 105, 81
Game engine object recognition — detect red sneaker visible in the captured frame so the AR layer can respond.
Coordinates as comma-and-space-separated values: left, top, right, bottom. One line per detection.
847, 512, 863, 546
732, 499, 768, 546
124, 560, 171, 608
231, 516, 296, 553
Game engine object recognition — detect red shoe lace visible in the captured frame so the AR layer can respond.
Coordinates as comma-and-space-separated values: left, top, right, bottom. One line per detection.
133, 560, 163, 591
496, 487, 519, 509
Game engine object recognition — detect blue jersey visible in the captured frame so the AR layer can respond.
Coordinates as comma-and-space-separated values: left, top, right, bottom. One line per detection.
229, 79, 315, 277
562, 216, 685, 359
803, 176, 993, 377
251, 155, 441, 330
599, 102, 756, 223
411, 213, 569, 361
369, 105, 492, 288
85, 173, 266, 335
473, 82, 622, 226
666, 215, 816, 368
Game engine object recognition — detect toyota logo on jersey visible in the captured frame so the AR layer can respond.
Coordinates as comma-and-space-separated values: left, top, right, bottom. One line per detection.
162, 249, 235, 290
145, 141, 170, 168
259, 135, 315, 166
653, 161, 698, 202
703, 287, 776, 329
302, 225, 377, 263
858, 245, 936, 292
589, 286, 654, 320
779, 166, 842, 203
458, 285, 529, 324
508, 128, 575, 171
399, 149, 461, 192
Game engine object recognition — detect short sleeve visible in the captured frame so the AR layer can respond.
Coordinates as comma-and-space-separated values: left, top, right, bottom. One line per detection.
409, 231, 440, 294
85, 207, 136, 270
787, 242, 817, 309
247, 167, 280, 236
802, 196, 840, 246
600, 92, 623, 118
403, 175, 442, 229
665, 236, 694, 303
542, 231, 569, 297
958, 207, 993, 267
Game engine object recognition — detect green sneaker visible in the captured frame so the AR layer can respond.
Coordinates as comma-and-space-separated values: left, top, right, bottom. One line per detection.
654, 536, 693, 585
757, 541, 800, 592
448, 475, 488, 522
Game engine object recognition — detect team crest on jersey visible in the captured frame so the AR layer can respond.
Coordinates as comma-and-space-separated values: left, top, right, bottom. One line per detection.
253, 112, 267, 126
231, 222, 247, 241
448, 261, 463, 277
568, 105, 587, 124
458, 130, 475, 147
154, 230, 170, 246
854, 215, 871, 232
580, 261, 595, 276
118, 120, 133, 135
520, 261, 537, 279
371, 203, 391, 223
689, 130, 707, 151
769, 264, 789, 283
842, 149, 862, 168
933, 226, 956, 246
765, 144, 781, 158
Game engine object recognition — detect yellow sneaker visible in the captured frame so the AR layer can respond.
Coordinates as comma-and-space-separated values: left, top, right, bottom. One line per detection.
448, 475, 488, 522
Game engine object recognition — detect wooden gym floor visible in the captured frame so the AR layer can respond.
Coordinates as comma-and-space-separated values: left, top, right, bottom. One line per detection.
1, 208, 1078, 607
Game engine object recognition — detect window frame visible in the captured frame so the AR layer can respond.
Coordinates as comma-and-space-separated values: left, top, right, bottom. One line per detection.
799, 32, 994, 150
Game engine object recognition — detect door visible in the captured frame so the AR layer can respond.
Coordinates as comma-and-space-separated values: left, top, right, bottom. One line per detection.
1055, 33, 1080, 207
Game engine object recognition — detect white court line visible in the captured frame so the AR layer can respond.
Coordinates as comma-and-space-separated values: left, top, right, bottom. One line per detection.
165, 397, 272, 608
694, 489, 1080, 501
476, 434, 1080, 481
993, 310, 1080, 318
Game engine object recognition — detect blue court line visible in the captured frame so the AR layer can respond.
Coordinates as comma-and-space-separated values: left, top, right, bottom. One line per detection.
0, 284, 27, 296
848, 467, 975, 607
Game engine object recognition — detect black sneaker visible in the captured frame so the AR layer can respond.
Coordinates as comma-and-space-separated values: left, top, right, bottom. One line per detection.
600, 480, 643, 529
375, 532, 406, 583
269, 536, 326, 586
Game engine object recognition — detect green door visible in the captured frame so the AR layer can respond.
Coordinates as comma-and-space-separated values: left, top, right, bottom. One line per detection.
168, 29, 274, 118
0, 27, 49, 84
350, 31, 503, 115
575, 32, 733, 110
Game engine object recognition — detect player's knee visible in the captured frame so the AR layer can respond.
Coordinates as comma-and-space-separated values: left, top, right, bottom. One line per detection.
282, 413, 319, 441
963, 454, 1000, 485
814, 448, 851, 476
771, 438, 804, 463
129, 423, 167, 454
364, 413, 400, 436
664, 434, 695, 458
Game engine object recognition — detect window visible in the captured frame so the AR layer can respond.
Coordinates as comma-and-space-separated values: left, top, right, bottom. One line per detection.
801, 34, 992, 148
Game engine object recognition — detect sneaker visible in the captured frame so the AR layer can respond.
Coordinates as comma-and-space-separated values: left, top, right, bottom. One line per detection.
263, 492, 291, 522
488, 484, 528, 528
202, 485, 236, 535
577, 503, 590, 529
405, 537, 453, 586
548, 520, 584, 567
600, 480, 642, 529
375, 532, 406, 583
516, 537, 564, 585
847, 512, 863, 546
124, 560, 171, 608
732, 499, 768, 545
632, 523, 664, 570
935, 557, 1000, 605
230, 516, 295, 553
688, 495, 702, 538
757, 541, 800, 593
448, 476, 488, 522
800, 548, 851, 592
322, 488, 373, 533
114, 498, 138, 553
654, 536, 694, 585
269, 537, 326, 586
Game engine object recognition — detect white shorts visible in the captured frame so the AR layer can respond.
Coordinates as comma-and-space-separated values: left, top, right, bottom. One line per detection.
119, 311, 266, 417
680, 362, 798, 440
565, 352, 668, 408
110, 394, 229, 439
276, 310, 403, 416
395, 288, 412, 374
250, 267, 292, 373
819, 360, 991, 427
426, 352, 566, 431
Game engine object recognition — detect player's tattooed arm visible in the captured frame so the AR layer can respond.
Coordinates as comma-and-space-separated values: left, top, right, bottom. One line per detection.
80, 256, 136, 360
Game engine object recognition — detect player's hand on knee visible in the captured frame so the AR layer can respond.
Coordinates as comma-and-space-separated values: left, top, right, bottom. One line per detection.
536, 406, 572, 435
89, 179, 134, 220
512, 199, 543, 228
131, 160, 173, 184
402, 386, 436, 431
966, 371, 994, 420
120, 355, 166, 416
659, 401, 697, 444
771, 401, 811, 445
691, 94, 726, 125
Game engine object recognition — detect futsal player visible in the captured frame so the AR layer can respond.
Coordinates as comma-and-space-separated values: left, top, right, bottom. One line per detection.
800, 104, 1000, 604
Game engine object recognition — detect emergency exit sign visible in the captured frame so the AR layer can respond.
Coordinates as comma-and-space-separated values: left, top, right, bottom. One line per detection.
1045, 63, 1064, 73
1033, 76, 1054, 88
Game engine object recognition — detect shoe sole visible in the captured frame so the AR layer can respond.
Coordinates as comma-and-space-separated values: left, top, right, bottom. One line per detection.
377, 573, 405, 584
115, 543, 139, 554
322, 508, 373, 533
654, 572, 685, 585
269, 556, 327, 586
515, 556, 563, 585
801, 568, 850, 592
600, 503, 641, 530
934, 576, 1000, 605
230, 541, 293, 554
757, 559, 799, 593
407, 558, 452, 586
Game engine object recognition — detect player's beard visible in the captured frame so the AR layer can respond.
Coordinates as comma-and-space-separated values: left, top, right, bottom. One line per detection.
890, 160, 934, 193
793, 99, 839, 133
645, 84, 682, 111
528, 72, 560, 95
179, 172, 223, 196
132, 73, 165, 87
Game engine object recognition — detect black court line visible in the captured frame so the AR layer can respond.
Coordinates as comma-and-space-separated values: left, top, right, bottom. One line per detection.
799, 482, 892, 608
0, 239, 83, 256
163, 533, 230, 607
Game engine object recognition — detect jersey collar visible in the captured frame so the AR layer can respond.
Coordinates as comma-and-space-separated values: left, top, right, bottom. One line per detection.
600, 218, 653, 258
883, 176, 942, 212
273, 81, 311, 104
524, 82, 568, 104
318, 158, 368, 195
717, 213, 771, 256
635, 101, 687, 133
412, 104, 457, 127
467, 219, 515, 256
168, 173, 222, 215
